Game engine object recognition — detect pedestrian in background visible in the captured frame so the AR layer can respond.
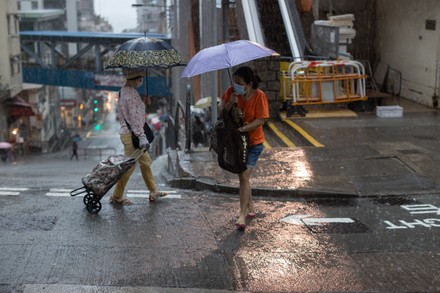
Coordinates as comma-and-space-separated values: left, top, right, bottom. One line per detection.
70, 141, 79, 160
192, 115, 206, 147
221, 66, 269, 231
110, 68, 167, 205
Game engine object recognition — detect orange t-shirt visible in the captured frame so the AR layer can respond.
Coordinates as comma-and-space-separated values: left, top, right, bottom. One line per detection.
222, 87, 269, 146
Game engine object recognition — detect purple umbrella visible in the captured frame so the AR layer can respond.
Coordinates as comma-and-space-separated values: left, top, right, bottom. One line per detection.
179, 40, 278, 151
180, 40, 279, 78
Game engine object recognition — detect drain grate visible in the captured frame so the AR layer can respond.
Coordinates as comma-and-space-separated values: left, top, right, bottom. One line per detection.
306, 198, 358, 207
372, 196, 421, 206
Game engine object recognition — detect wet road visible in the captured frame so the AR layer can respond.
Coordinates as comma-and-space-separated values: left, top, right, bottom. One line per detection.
1, 113, 440, 292
1, 180, 440, 292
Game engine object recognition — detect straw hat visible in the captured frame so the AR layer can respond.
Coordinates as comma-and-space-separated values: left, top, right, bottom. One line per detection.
123, 68, 146, 80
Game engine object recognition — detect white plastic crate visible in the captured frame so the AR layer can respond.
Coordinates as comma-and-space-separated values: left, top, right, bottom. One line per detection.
376, 105, 403, 118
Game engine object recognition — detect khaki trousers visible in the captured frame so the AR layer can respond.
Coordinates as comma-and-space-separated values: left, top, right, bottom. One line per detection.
112, 133, 157, 200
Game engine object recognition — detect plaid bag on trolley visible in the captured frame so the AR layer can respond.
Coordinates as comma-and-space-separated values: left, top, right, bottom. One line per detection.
71, 149, 145, 214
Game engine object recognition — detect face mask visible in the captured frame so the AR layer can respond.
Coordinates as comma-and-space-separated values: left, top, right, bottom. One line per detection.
233, 83, 246, 95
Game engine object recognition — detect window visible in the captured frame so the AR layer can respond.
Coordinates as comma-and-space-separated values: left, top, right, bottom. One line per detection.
7, 14, 20, 35
10, 56, 21, 76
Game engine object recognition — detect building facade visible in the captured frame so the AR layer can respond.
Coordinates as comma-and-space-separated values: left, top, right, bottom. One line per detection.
0, 0, 24, 143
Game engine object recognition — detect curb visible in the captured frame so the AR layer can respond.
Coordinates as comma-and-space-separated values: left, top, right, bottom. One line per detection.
164, 174, 440, 199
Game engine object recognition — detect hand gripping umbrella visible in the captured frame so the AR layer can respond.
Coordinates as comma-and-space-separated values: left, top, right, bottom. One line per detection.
105, 37, 185, 95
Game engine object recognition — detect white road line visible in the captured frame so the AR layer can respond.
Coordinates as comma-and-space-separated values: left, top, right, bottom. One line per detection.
126, 193, 181, 199
126, 190, 178, 194
45, 188, 181, 199
0, 187, 29, 191
49, 189, 72, 192
46, 192, 71, 197
0, 191, 20, 196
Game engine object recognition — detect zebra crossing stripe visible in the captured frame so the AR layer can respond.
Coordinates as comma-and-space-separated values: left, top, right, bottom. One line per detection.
0, 187, 29, 196
46, 188, 72, 196
0, 191, 20, 195
0, 187, 29, 191
45, 188, 181, 199
126, 193, 182, 199
127, 190, 178, 194
126, 190, 181, 199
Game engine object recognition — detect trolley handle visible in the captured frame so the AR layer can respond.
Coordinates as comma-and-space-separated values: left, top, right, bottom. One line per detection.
129, 148, 148, 161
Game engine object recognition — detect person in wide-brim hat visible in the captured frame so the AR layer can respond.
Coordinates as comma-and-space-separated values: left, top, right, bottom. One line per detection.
110, 67, 168, 205
123, 68, 146, 80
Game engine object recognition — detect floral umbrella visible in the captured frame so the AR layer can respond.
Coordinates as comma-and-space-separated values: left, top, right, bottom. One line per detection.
105, 37, 185, 69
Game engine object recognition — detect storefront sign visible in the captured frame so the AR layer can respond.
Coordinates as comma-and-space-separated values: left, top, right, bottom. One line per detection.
60, 99, 77, 107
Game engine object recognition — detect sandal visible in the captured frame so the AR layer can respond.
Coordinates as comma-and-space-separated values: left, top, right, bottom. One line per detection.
246, 212, 256, 218
109, 197, 133, 205
149, 191, 168, 203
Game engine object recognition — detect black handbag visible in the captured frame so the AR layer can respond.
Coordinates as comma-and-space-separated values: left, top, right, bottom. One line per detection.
118, 90, 154, 148
118, 91, 154, 149
124, 118, 155, 148
215, 106, 249, 174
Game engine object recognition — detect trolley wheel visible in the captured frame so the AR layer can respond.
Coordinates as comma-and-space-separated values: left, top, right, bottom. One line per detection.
86, 199, 102, 214
83, 193, 93, 206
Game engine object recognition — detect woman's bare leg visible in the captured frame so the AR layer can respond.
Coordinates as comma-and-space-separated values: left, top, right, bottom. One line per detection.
237, 168, 253, 226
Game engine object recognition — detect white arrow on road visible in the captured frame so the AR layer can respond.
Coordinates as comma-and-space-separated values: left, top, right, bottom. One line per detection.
281, 214, 355, 226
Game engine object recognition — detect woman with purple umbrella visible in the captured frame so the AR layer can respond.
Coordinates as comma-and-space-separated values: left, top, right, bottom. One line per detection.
221, 66, 269, 231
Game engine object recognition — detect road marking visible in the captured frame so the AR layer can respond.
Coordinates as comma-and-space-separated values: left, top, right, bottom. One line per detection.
281, 214, 354, 226
266, 121, 296, 147
126, 190, 181, 199
45, 188, 181, 199
127, 190, 178, 194
280, 214, 311, 225
282, 118, 325, 147
0, 187, 29, 196
127, 193, 182, 199
0, 191, 20, 196
263, 140, 272, 149
0, 187, 29, 191
302, 217, 355, 226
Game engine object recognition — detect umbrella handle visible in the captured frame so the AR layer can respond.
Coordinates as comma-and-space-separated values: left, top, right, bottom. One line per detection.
228, 69, 233, 87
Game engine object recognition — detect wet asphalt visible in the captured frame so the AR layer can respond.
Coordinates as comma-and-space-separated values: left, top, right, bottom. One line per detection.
170, 102, 440, 198
1, 102, 440, 292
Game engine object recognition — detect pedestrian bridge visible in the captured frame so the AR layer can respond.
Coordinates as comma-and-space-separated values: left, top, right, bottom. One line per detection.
20, 31, 173, 96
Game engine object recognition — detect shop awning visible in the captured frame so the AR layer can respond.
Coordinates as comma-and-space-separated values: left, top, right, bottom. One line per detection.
4, 97, 35, 118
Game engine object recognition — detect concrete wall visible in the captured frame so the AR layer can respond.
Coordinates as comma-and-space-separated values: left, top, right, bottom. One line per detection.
375, 0, 440, 107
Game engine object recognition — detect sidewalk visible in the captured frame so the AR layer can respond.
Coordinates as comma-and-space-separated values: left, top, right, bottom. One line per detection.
166, 98, 440, 198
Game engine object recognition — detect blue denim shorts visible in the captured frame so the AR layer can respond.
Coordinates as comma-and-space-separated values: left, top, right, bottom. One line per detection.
247, 143, 264, 168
